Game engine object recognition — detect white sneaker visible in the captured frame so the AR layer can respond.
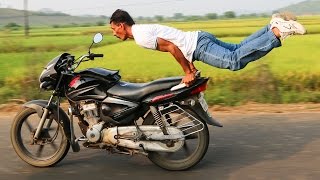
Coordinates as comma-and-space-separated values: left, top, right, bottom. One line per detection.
270, 17, 306, 40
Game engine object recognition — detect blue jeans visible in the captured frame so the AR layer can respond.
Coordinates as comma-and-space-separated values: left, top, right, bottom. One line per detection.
192, 25, 282, 71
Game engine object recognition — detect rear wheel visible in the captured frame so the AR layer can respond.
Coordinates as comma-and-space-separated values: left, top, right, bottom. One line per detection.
143, 106, 209, 170
11, 108, 70, 167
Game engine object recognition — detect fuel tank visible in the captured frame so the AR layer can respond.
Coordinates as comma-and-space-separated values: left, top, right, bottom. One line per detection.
66, 68, 121, 101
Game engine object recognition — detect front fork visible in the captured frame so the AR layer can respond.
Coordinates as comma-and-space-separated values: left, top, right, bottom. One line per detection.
32, 94, 80, 152
33, 95, 55, 140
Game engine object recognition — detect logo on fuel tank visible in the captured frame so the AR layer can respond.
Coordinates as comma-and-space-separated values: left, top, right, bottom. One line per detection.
69, 75, 81, 88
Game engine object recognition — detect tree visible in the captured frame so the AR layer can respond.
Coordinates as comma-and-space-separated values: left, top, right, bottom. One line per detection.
205, 13, 218, 20
239, 13, 258, 19
154, 15, 164, 22
173, 13, 184, 20
99, 15, 108, 19
96, 21, 105, 26
223, 11, 236, 18
4, 22, 21, 30
137, 16, 145, 21
185, 15, 203, 21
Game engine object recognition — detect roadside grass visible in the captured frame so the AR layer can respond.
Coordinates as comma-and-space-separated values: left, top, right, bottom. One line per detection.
0, 35, 120, 53
0, 16, 319, 105
0, 52, 60, 79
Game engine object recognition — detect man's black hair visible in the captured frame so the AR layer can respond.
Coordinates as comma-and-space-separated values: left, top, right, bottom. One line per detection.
110, 9, 135, 26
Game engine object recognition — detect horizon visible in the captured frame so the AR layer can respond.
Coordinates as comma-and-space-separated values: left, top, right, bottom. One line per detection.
0, 0, 306, 17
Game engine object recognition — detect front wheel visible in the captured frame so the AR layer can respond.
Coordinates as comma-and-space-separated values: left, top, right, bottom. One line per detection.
143, 106, 209, 170
11, 108, 70, 167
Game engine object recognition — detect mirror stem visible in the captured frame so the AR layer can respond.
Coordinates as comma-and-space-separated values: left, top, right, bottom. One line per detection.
88, 42, 94, 54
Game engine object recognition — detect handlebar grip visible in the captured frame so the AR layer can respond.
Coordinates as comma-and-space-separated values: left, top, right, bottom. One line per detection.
94, 54, 104, 57
89, 53, 104, 60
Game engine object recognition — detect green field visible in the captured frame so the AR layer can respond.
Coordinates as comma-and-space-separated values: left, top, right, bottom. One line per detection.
0, 16, 320, 105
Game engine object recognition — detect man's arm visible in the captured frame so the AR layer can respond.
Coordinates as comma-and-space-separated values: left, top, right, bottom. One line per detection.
156, 37, 195, 86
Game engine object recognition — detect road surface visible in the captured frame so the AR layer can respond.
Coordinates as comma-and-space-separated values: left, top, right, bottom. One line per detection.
1, 111, 320, 180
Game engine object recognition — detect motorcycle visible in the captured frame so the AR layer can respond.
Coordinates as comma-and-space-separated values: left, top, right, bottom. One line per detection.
10, 33, 222, 170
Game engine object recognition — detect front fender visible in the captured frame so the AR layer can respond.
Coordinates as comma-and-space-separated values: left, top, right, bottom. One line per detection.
23, 100, 72, 141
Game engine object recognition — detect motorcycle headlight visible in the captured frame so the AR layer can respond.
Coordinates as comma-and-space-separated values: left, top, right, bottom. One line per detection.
40, 81, 54, 90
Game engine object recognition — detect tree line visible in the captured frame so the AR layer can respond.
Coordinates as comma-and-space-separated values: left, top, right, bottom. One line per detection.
138, 11, 270, 22
2, 11, 271, 30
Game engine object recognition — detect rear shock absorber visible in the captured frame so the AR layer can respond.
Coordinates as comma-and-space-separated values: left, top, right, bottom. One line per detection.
149, 106, 168, 135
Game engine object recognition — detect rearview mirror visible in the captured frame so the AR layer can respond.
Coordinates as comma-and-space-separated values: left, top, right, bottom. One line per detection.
93, 33, 103, 44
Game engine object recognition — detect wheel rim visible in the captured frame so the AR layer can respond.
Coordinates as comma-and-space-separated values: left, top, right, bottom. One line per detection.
16, 112, 65, 160
148, 110, 204, 163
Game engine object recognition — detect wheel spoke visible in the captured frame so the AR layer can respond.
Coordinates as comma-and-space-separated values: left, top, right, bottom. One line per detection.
50, 142, 58, 151
23, 140, 32, 145
24, 120, 33, 132
185, 133, 198, 140
183, 142, 191, 155
164, 152, 174, 159
36, 145, 44, 157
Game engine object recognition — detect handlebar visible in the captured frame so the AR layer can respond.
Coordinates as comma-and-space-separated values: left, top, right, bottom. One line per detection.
67, 53, 104, 71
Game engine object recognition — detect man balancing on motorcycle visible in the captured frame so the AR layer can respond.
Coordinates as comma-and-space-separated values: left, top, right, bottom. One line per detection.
109, 9, 306, 86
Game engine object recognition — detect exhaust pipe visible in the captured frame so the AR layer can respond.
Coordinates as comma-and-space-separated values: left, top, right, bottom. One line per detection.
101, 126, 184, 152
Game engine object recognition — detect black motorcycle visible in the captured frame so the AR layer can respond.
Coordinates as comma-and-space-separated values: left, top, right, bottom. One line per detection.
10, 33, 222, 170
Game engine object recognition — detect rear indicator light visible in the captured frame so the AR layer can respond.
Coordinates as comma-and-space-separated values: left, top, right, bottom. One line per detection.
191, 82, 207, 95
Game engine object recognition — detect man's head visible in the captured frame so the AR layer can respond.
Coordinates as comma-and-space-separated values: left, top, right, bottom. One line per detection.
110, 9, 135, 40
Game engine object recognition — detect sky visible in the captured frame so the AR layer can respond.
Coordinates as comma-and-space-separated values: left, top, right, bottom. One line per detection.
0, 0, 306, 17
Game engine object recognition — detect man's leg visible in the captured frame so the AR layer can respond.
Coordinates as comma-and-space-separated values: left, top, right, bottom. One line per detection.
194, 29, 281, 71
211, 25, 271, 51
210, 12, 298, 51
193, 18, 305, 71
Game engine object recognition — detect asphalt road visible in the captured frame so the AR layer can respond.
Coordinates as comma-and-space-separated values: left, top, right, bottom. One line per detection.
1, 112, 320, 180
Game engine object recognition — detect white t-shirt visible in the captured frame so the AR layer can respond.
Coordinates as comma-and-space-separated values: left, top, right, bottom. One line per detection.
131, 24, 199, 62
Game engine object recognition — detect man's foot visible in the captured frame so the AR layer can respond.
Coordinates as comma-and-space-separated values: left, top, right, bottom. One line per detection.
270, 17, 306, 40
271, 12, 297, 21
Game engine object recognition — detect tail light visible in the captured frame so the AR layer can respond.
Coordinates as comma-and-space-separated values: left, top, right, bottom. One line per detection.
191, 82, 207, 95
151, 93, 175, 103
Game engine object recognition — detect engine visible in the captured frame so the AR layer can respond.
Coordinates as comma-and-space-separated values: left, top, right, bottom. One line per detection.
79, 102, 186, 153
81, 102, 105, 143
79, 100, 138, 142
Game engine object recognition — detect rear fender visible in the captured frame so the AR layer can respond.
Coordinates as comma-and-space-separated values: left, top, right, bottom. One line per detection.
188, 102, 223, 127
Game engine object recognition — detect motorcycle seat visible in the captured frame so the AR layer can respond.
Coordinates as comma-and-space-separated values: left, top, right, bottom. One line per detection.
107, 77, 182, 101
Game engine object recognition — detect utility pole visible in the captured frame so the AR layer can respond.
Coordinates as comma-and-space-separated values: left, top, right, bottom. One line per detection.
24, 0, 29, 37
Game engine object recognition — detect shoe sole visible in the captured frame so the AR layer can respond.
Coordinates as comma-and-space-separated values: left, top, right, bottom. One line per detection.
289, 20, 306, 34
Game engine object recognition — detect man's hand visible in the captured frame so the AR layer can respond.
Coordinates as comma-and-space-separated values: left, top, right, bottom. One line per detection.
182, 72, 195, 87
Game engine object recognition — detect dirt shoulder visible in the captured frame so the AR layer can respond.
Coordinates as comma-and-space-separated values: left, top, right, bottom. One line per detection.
0, 102, 319, 117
